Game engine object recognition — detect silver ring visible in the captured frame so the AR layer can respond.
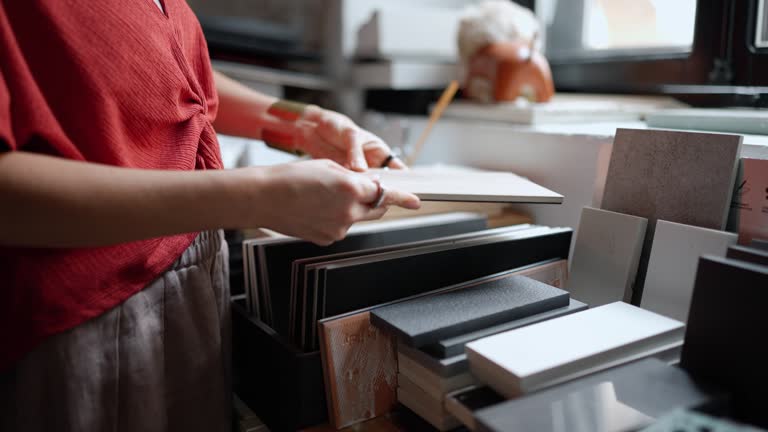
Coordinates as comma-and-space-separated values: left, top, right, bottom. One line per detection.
372, 181, 386, 209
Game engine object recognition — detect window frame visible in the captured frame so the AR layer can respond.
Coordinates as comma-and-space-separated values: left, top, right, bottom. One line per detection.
546, 0, 731, 93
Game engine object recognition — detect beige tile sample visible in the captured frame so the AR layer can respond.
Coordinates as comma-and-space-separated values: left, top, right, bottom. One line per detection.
373, 165, 564, 204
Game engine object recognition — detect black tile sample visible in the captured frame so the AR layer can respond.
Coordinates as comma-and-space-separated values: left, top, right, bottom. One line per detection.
727, 245, 768, 266
452, 386, 505, 412
321, 229, 572, 324
681, 255, 768, 428
262, 215, 487, 334
751, 238, 768, 251
291, 225, 537, 346
297, 226, 529, 350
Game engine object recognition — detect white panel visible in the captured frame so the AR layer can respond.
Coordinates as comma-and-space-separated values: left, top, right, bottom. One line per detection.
641, 220, 737, 322
466, 302, 684, 398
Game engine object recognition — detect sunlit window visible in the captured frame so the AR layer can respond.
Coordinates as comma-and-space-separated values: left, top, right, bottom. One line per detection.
583, 0, 697, 50
542, 0, 698, 60
756, 0, 768, 48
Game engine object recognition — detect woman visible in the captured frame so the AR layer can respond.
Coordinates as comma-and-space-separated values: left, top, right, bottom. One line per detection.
0, 1, 420, 431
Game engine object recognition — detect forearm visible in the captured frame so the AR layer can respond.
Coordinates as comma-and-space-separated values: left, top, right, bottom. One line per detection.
0, 151, 262, 247
211, 70, 404, 170
211, 70, 278, 140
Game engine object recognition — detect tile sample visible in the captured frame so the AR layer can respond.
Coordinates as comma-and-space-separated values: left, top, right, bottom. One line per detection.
397, 348, 476, 399
567, 207, 647, 306
371, 275, 569, 347
318, 311, 397, 429
321, 228, 572, 321
373, 165, 564, 204
737, 158, 768, 245
431, 298, 587, 359
727, 244, 768, 266
466, 302, 684, 398
475, 358, 717, 432
641, 220, 737, 322
681, 256, 768, 427
445, 386, 504, 431
262, 212, 487, 335
751, 238, 768, 251
601, 128, 742, 303
397, 374, 460, 431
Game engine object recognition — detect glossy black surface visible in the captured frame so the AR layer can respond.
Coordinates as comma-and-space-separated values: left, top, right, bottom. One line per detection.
476, 358, 719, 432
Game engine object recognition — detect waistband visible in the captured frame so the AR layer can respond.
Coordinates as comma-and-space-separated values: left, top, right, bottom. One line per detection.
173, 230, 225, 270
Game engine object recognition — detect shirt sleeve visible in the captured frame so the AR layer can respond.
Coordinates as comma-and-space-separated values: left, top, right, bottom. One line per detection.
0, 68, 15, 151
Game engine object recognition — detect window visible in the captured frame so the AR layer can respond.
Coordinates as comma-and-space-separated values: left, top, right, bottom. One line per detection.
581, 0, 696, 51
541, 0, 697, 62
755, 0, 768, 48
539, 0, 768, 106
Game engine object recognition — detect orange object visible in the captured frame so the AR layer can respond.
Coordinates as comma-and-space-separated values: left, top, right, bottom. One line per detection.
464, 41, 555, 103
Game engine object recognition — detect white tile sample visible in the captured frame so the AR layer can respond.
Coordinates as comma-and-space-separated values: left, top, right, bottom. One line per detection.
373, 165, 564, 204
466, 302, 684, 399
567, 207, 647, 306
641, 220, 737, 322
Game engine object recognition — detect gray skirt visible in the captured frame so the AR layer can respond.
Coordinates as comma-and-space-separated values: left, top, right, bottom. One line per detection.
0, 230, 231, 432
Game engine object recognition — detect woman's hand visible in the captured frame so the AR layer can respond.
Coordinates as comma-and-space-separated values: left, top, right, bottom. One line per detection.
263, 106, 407, 172
212, 72, 404, 171
246, 159, 419, 245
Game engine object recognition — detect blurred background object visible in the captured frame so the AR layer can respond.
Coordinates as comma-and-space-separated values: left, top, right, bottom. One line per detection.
458, 1, 554, 104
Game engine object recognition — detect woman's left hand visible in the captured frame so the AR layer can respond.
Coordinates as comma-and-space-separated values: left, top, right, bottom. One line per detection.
263, 105, 407, 172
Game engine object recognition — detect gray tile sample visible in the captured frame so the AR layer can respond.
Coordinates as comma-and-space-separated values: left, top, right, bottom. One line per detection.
567, 207, 647, 307
641, 220, 737, 322
601, 128, 742, 303
370, 275, 569, 347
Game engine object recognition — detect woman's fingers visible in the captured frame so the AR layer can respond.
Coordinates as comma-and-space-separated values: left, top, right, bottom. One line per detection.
352, 175, 382, 204
360, 133, 407, 169
378, 186, 421, 210
349, 175, 420, 223
357, 205, 389, 222
281, 105, 407, 172
342, 128, 369, 172
311, 112, 366, 168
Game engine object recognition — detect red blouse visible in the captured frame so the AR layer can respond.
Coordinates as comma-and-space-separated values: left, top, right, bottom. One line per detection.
0, 0, 223, 371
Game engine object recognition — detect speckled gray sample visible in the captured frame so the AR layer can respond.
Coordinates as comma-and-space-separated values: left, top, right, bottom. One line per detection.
370, 275, 569, 347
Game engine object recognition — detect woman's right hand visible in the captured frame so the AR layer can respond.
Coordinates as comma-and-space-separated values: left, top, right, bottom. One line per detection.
244, 159, 420, 245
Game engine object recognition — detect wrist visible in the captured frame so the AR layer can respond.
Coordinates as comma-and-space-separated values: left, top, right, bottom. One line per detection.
203, 167, 271, 230
262, 99, 316, 155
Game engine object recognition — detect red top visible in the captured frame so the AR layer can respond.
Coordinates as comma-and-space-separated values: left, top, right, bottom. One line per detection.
0, 0, 223, 371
